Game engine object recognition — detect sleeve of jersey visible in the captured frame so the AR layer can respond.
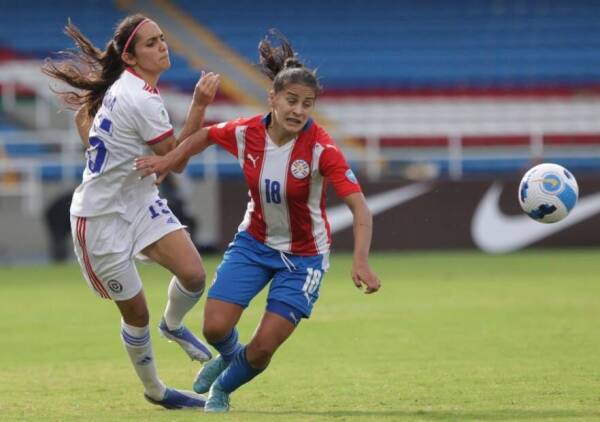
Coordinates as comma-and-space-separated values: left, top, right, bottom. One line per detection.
207, 120, 240, 156
319, 145, 362, 197
133, 95, 174, 145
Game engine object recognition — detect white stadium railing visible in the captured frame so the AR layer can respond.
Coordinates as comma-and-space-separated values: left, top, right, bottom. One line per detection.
2, 61, 600, 214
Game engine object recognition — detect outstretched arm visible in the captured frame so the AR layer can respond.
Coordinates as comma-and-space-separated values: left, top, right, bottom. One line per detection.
135, 127, 212, 184
176, 72, 220, 144
341, 192, 381, 294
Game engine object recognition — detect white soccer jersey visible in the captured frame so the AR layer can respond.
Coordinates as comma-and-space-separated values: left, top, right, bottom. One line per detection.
70, 68, 174, 218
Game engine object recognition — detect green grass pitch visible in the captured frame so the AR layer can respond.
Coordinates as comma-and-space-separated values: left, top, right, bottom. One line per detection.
1, 250, 600, 421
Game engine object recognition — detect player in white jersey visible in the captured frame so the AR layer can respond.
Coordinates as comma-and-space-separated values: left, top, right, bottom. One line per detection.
135, 31, 381, 412
43, 14, 220, 409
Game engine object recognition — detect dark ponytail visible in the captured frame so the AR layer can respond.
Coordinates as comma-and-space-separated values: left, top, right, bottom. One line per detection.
42, 14, 147, 117
258, 29, 321, 96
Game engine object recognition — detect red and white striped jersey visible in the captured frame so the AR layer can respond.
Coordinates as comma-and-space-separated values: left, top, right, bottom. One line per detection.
208, 114, 361, 255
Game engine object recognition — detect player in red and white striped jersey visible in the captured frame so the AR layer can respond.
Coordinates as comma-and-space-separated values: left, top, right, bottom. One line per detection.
135, 31, 380, 412
207, 113, 359, 255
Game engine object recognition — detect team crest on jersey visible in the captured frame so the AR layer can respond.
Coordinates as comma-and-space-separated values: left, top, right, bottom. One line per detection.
291, 159, 310, 179
345, 169, 358, 184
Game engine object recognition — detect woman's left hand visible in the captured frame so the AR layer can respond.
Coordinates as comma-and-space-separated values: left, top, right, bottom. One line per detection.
351, 261, 381, 294
193, 71, 220, 107
134, 155, 173, 184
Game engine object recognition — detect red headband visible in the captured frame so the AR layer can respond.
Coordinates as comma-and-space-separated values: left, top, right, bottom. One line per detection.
123, 18, 150, 54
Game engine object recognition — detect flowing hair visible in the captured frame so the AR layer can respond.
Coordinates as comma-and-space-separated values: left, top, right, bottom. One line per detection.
258, 29, 321, 96
42, 14, 147, 117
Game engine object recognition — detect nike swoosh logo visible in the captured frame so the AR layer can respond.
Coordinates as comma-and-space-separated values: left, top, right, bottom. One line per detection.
327, 183, 431, 233
472, 182, 600, 253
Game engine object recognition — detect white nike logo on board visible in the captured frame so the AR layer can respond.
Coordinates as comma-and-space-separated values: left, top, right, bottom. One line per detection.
327, 183, 431, 233
472, 183, 600, 253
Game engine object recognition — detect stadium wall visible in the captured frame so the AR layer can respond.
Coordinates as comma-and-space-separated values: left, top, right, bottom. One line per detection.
3, 176, 599, 263
0, 179, 219, 264
218, 179, 600, 254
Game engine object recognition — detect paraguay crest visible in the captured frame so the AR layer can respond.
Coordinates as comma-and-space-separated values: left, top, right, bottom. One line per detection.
291, 159, 310, 179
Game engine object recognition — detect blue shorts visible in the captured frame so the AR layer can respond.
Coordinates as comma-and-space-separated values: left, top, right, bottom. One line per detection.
208, 231, 329, 320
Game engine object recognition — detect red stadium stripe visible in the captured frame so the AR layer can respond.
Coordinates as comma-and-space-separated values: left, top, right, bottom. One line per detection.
359, 133, 600, 149
462, 135, 530, 147
76, 218, 111, 299
354, 137, 448, 148
543, 134, 600, 145
320, 85, 600, 99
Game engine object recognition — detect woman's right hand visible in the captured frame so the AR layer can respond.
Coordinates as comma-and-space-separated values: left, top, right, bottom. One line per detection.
134, 155, 174, 184
193, 71, 220, 107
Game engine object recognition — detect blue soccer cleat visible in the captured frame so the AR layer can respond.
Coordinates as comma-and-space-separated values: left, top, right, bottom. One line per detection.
193, 355, 228, 393
204, 381, 230, 413
159, 318, 212, 362
144, 387, 206, 409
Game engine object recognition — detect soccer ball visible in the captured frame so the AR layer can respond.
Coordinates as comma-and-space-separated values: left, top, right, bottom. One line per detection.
518, 163, 578, 223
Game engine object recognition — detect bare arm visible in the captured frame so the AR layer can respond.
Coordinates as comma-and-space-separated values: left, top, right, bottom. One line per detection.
135, 127, 212, 184
175, 72, 220, 144
341, 192, 381, 294
135, 73, 219, 179
74, 105, 92, 148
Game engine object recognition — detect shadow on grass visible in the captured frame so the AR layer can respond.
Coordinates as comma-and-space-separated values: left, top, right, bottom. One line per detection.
237, 408, 600, 420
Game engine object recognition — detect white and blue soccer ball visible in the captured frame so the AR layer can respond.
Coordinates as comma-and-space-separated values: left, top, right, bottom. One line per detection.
518, 163, 579, 223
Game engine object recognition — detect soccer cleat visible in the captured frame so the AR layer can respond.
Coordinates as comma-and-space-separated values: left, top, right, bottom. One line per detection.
144, 387, 206, 409
159, 318, 212, 362
193, 355, 228, 393
204, 381, 230, 413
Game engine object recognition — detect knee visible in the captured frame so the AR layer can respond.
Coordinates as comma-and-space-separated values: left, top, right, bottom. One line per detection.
246, 337, 276, 369
122, 306, 149, 327
177, 267, 206, 293
202, 317, 231, 344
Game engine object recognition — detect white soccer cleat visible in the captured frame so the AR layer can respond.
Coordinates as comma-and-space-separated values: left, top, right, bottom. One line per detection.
159, 318, 212, 362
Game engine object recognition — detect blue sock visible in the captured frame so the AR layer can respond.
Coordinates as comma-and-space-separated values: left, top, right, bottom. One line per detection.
209, 328, 242, 363
217, 346, 264, 393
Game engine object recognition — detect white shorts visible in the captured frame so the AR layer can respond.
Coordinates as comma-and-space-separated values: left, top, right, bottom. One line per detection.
70, 197, 184, 301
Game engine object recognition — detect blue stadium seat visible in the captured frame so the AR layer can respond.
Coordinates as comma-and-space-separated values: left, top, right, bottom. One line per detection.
2, 0, 600, 89
0, 0, 197, 88
173, 0, 600, 90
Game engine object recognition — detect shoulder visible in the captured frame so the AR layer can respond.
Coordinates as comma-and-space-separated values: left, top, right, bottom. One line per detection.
210, 114, 264, 130
120, 69, 162, 108
238, 114, 266, 129
312, 124, 339, 152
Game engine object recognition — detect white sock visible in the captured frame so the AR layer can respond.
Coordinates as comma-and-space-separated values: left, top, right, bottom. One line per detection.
163, 276, 203, 330
120, 319, 166, 400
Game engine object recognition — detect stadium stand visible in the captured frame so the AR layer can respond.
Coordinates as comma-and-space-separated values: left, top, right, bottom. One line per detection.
0, 0, 599, 190
175, 0, 600, 92
0, 0, 196, 88
1, 0, 600, 263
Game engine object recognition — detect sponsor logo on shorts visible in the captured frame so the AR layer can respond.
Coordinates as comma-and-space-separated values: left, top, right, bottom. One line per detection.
107, 279, 123, 293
